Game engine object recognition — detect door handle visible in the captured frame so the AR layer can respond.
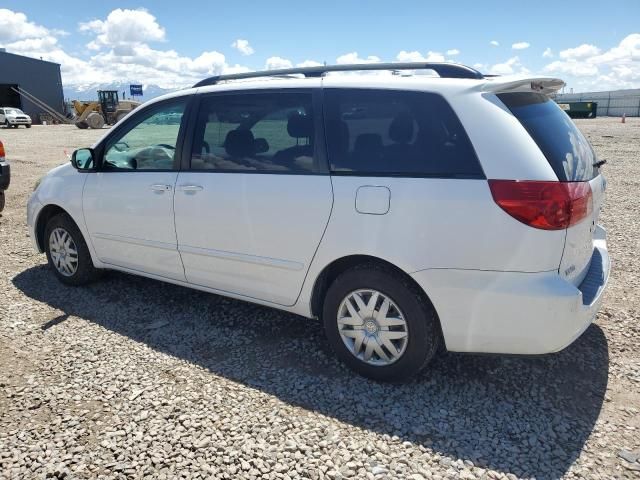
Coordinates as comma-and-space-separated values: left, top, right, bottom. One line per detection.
150, 184, 172, 192
178, 185, 204, 192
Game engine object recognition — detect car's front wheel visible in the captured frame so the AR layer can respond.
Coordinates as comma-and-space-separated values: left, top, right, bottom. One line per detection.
45, 213, 101, 286
323, 264, 441, 382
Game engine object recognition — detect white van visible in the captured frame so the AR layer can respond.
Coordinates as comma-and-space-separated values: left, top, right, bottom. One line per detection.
27, 63, 610, 381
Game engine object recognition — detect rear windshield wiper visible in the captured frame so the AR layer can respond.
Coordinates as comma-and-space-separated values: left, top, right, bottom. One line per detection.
593, 159, 607, 168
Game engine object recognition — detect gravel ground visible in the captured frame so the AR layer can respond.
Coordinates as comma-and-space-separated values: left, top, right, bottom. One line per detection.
0, 119, 639, 479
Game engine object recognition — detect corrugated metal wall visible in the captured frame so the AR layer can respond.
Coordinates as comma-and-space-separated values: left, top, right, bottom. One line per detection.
554, 89, 640, 117
0, 51, 64, 124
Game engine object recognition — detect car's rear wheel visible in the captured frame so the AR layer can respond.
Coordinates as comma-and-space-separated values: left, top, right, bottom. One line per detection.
323, 264, 441, 382
45, 213, 101, 286
0, 191, 5, 212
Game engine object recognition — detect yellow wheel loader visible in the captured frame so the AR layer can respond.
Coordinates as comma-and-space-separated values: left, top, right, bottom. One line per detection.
74, 90, 141, 129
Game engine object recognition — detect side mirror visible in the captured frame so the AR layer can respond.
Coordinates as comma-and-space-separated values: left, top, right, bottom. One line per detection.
71, 148, 95, 171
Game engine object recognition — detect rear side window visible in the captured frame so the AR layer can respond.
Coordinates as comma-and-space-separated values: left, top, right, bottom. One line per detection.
498, 93, 598, 181
191, 91, 317, 173
324, 89, 483, 178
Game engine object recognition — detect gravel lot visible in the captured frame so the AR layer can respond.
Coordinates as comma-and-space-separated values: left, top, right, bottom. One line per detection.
1, 119, 639, 479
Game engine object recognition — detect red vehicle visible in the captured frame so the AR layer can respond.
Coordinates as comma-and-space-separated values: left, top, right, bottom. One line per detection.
0, 140, 9, 212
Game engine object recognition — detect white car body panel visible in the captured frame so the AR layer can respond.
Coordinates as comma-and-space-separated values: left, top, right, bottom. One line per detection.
560, 175, 606, 286
173, 172, 333, 305
28, 163, 98, 259
26, 71, 611, 357
303, 177, 565, 275
82, 172, 185, 281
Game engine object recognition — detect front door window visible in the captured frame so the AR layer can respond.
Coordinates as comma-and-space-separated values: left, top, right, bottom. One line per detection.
103, 101, 186, 171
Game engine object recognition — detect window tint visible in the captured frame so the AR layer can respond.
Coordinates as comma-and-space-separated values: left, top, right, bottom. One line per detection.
103, 101, 186, 171
191, 92, 316, 173
324, 89, 482, 178
498, 93, 598, 181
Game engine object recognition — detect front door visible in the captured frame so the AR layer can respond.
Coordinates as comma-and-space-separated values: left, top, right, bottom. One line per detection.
83, 99, 188, 281
174, 90, 333, 305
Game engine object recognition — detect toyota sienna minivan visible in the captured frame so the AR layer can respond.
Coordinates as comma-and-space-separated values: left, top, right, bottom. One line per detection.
27, 62, 610, 381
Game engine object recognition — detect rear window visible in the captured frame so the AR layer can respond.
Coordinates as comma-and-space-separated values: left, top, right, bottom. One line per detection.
324, 89, 483, 178
498, 93, 598, 181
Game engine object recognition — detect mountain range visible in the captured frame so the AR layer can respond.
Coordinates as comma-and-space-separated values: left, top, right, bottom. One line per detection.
62, 83, 178, 102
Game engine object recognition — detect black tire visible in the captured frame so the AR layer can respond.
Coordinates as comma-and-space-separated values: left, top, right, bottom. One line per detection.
3, 121, 8, 129
0, 191, 4, 212
26, 124, 31, 128
323, 263, 441, 382
44, 213, 101, 286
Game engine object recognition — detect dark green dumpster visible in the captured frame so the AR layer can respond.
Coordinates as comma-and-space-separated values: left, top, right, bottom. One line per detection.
556, 101, 598, 119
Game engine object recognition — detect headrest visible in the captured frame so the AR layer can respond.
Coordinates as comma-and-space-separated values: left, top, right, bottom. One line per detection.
287, 112, 313, 138
354, 133, 383, 153
389, 112, 414, 144
337, 120, 350, 153
224, 129, 255, 158
254, 137, 269, 154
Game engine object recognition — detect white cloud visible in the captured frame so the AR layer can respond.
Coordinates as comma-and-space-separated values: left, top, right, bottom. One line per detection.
559, 43, 600, 59
512, 42, 530, 50
231, 38, 254, 56
79, 9, 165, 49
590, 34, 639, 64
544, 34, 640, 88
265, 56, 293, 70
395, 50, 447, 62
0, 8, 49, 42
543, 60, 599, 77
489, 56, 529, 75
336, 52, 381, 64
297, 60, 323, 67
446, 49, 460, 56
490, 40, 499, 47
543, 47, 554, 58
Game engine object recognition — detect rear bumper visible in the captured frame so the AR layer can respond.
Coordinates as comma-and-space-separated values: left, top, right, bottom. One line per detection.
411, 225, 610, 354
0, 160, 9, 190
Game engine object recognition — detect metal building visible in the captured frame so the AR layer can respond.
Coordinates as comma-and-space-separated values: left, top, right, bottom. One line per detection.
0, 49, 64, 124
554, 88, 640, 117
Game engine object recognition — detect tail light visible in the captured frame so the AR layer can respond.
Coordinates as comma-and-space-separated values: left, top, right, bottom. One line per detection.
489, 180, 592, 230
0, 141, 5, 159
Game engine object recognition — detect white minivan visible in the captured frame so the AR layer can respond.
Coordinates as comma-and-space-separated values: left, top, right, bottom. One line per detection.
27, 63, 610, 381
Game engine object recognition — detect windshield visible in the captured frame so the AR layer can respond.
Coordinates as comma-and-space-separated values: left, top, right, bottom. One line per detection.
498, 93, 598, 181
4, 108, 24, 115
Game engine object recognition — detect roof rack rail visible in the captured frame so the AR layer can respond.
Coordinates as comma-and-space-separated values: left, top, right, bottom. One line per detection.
193, 62, 484, 87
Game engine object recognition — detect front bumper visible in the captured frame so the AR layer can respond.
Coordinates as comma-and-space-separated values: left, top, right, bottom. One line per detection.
411, 225, 610, 354
27, 195, 44, 252
7, 118, 32, 125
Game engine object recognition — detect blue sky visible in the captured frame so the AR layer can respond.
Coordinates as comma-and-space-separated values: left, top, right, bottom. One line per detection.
1, 0, 639, 92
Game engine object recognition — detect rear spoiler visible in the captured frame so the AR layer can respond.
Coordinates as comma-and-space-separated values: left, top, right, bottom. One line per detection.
481, 77, 565, 95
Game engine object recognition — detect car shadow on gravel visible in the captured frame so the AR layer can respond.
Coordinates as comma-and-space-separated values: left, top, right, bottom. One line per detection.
14, 266, 609, 479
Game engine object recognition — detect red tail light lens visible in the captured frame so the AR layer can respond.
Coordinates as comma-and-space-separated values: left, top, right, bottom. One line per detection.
0, 141, 5, 159
489, 180, 592, 230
